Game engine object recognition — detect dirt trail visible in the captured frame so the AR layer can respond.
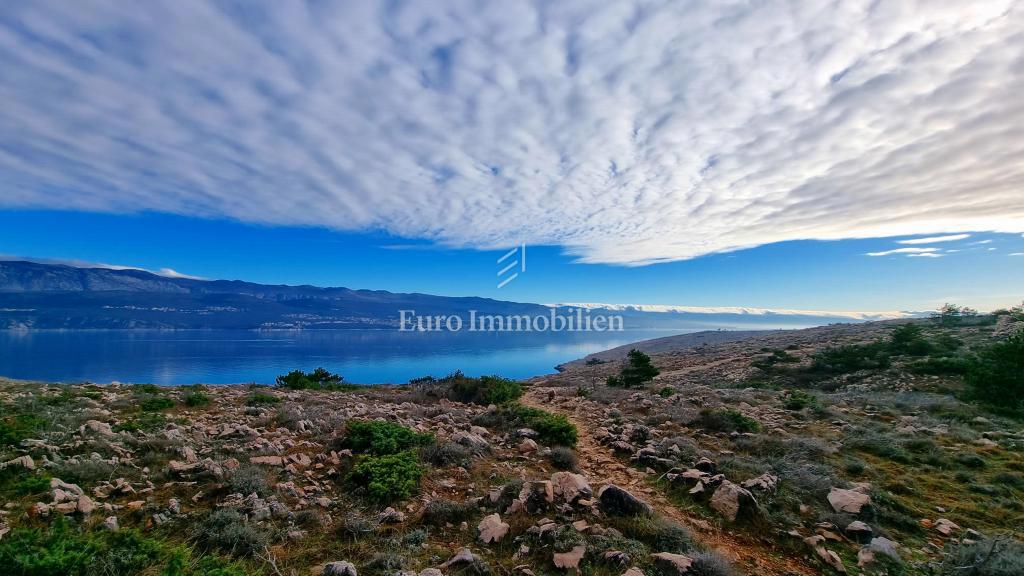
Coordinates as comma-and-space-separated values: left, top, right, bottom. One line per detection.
522, 389, 816, 576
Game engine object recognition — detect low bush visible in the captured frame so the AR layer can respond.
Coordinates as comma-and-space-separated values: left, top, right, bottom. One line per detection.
689, 551, 739, 576
420, 442, 471, 467
183, 391, 211, 407
812, 341, 891, 374
348, 451, 424, 502
932, 535, 1024, 576
344, 419, 434, 455
227, 465, 271, 497
658, 386, 675, 398
907, 356, 971, 375
505, 405, 578, 447
781, 389, 817, 411
548, 446, 578, 471
889, 324, 932, 356
112, 412, 167, 433
140, 397, 175, 412
275, 368, 358, 391
691, 409, 760, 433
445, 372, 523, 405
421, 498, 478, 525
0, 411, 46, 448
196, 509, 270, 557
246, 392, 280, 406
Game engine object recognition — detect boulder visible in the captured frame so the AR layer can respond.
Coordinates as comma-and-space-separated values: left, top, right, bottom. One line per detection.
323, 561, 357, 576
518, 439, 539, 454
651, 552, 693, 574
551, 472, 592, 504
453, 431, 490, 452
597, 484, 651, 517
709, 481, 757, 522
519, 481, 555, 513
441, 548, 485, 570
1, 455, 35, 471
827, 487, 871, 514
869, 537, 900, 560
478, 513, 510, 544
934, 518, 960, 536
622, 569, 645, 576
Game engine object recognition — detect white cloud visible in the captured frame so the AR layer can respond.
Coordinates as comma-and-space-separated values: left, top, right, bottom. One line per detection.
0, 255, 204, 279
551, 302, 915, 321
865, 247, 940, 257
1, 1, 1023, 265
972, 240, 994, 245
907, 252, 944, 258
897, 234, 970, 244
1011, 252, 1024, 256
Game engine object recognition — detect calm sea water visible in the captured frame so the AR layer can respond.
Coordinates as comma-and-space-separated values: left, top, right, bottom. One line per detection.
0, 329, 686, 385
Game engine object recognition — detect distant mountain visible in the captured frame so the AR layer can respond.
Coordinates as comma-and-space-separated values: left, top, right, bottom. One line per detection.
0, 260, 549, 329
0, 260, 917, 330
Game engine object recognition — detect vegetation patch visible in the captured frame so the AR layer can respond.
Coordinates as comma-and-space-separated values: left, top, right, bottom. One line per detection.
348, 450, 424, 502
275, 367, 359, 391
606, 349, 660, 388
343, 419, 434, 455
691, 408, 760, 433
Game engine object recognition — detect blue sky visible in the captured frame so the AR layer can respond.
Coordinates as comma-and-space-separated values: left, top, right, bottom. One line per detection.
1, 2, 1023, 313
2, 210, 1022, 312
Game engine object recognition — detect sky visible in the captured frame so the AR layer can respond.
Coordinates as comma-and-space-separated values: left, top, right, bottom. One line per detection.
1, 1, 1023, 312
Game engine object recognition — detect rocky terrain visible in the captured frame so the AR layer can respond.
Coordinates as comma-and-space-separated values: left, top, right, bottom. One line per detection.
1, 311, 1022, 575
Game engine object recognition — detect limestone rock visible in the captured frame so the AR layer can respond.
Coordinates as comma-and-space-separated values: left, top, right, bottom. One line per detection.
651, 552, 693, 574
553, 545, 586, 571
478, 513, 510, 544
827, 487, 871, 514
709, 480, 757, 521
551, 472, 592, 504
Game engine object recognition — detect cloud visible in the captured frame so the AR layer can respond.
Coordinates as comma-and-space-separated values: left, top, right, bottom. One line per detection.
897, 234, 970, 245
907, 253, 944, 258
1, 1, 1023, 265
972, 239, 994, 245
1011, 253, 1024, 256
865, 247, 940, 257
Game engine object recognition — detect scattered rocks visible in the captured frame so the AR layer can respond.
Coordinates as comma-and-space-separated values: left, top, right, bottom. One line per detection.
844, 520, 873, 544
551, 472, 592, 504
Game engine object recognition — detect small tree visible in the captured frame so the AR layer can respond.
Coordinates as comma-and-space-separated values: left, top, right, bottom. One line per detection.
965, 333, 1024, 415
934, 303, 978, 326
607, 349, 660, 388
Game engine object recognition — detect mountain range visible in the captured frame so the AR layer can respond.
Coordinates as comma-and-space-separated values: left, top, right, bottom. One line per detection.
0, 260, 914, 330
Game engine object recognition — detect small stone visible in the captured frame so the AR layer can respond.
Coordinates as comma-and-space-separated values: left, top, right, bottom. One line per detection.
103, 516, 119, 531
934, 518, 960, 536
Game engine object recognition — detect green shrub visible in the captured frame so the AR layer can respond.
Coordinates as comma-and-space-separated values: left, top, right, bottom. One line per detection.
344, 420, 434, 455
228, 465, 271, 497
183, 391, 211, 407
503, 405, 577, 447
889, 324, 932, 356
691, 409, 760, 433
112, 412, 167, 433
348, 451, 424, 502
781, 389, 817, 411
246, 392, 281, 406
13, 474, 52, 496
607, 349, 660, 388
140, 397, 175, 412
751, 349, 800, 372
965, 334, 1024, 415
0, 517, 163, 576
275, 368, 357, 391
0, 411, 46, 448
448, 373, 523, 405
907, 356, 971, 375
812, 342, 890, 374
132, 384, 161, 394
658, 386, 676, 398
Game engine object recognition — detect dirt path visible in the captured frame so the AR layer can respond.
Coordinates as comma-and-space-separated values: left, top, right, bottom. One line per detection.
522, 389, 816, 576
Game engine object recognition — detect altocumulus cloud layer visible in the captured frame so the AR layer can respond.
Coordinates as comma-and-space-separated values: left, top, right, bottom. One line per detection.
1, 1, 1023, 265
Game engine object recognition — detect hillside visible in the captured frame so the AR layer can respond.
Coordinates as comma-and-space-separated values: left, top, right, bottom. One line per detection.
1, 312, 1022, 575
